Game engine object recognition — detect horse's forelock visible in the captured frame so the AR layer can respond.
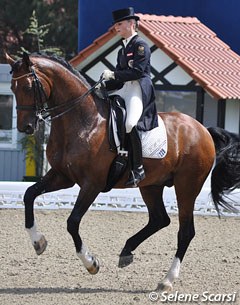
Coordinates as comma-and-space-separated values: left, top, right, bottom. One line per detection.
11, 60, 22, 73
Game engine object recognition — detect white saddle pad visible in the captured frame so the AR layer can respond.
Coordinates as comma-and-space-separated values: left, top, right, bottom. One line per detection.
140, 115, 168, 159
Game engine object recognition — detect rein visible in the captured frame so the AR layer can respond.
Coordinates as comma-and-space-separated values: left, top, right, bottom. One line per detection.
12, 67, 102, 122
44, 81, 101, 121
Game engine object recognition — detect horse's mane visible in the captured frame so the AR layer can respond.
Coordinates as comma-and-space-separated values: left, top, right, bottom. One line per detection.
31, 53, 90, 88
10, 52, 89, 89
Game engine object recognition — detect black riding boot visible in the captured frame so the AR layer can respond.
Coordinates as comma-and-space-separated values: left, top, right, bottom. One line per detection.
125, 127, 145, 187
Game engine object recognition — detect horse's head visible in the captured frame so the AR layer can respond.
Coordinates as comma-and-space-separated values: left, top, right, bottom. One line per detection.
6, 52, 102, 135
6, 52, 50, 134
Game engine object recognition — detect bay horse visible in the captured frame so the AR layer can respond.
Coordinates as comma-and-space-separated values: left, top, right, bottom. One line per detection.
6, 52, 237, 291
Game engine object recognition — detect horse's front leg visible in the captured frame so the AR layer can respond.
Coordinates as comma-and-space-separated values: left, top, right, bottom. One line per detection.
24, 168, 74, 255
67, 185, 100, 274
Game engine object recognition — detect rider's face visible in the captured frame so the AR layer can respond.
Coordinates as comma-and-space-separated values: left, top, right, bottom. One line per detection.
114, 20, 134, 39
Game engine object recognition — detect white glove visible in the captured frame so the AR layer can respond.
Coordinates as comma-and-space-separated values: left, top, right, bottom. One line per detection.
95, 83, 102, 89
102, 70, 115, 81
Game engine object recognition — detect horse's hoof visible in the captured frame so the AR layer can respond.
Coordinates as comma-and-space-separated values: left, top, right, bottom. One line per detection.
87, 257, 100, 275
33, 235, 47, 255
156, 281, 173, 292
118, 254, 133, 268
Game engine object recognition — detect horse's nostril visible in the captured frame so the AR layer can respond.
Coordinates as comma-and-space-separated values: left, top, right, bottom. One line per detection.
25, 124, 34, 135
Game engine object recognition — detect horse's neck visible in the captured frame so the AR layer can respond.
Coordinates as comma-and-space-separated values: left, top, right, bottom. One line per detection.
48, 71, 86, 106
47, 70, 107, 134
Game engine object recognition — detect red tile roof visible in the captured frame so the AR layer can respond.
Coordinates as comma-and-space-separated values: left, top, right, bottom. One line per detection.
71, 14, 240, 100
70, 29, 116, 66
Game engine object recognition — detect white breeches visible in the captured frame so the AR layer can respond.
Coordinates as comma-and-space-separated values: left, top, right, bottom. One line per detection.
113, 81, 143, 133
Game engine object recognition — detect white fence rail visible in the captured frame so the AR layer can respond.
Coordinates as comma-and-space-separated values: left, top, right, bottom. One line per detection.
0, 177, 240, 217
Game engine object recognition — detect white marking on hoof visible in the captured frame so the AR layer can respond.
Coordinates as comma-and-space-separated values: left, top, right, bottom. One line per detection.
77, 243, 100, 274
26, 222, 47, 255
157, 257, 181, 291
157, 279, 173, 292
33, 235, 48, 255
86, 257, 100, 275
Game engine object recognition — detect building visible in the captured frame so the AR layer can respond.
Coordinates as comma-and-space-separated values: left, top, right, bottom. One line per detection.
71, 13, 240, 132
78, 0, 240, 55
0, 64, 25, 180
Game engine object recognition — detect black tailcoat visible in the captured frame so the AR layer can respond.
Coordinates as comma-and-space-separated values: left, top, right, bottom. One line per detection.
106, 35, 158, 131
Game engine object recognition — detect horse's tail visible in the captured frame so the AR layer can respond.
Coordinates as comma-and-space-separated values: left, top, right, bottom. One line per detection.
207, 127, 240, 215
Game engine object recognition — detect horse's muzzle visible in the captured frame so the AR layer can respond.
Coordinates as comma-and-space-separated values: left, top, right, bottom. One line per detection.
25, 124, 35, 134
18, 123, 35, 134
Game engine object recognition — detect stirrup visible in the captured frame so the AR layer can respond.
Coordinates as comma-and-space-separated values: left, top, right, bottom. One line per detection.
125, 166, 145, 187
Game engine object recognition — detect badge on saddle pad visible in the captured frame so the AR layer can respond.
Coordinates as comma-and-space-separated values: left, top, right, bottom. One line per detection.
140, 116, 168, 159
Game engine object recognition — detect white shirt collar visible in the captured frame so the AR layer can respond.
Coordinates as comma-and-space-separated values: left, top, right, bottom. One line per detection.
123, 32, 138, 47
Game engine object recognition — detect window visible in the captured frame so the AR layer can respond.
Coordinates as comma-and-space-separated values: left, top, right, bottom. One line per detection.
155, 90, 197, 118
0, 93, 17, 148
203, 92, 218, 127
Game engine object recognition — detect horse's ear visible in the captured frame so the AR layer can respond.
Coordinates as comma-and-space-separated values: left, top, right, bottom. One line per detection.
4, 52, 15, 67
22, 52, 33, 68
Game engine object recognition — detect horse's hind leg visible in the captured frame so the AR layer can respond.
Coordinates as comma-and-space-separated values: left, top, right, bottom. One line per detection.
157, 177, 199, 291
24, 168, 74, 255
119, 185, 170, 267
157, 214, 195, 291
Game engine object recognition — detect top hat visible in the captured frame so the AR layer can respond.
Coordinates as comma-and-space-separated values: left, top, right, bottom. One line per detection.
112, 7, 140, 24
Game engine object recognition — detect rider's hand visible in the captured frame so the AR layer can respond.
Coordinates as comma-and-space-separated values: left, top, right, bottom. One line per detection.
95, 81, 106, 89
102, 70, 115, 81
95, 83, 102, 89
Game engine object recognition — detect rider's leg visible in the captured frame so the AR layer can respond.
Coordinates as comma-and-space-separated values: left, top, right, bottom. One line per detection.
124, 81, 145, 187
125, 126, 145, 186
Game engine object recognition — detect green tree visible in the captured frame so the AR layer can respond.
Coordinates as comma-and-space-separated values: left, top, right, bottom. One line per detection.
21, 10, 62, 56
19, 10, 62, 179
0, 0, 78, 62
1, 1, 78, 177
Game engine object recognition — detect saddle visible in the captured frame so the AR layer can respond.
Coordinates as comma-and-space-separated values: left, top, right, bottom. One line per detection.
108, 95, 128, 155
102, 94, 168, 192
102, 95, 128, 193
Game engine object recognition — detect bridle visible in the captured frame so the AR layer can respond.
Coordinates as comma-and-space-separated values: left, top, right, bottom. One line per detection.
11, 67, 103, 123
13, 69, 48, 115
